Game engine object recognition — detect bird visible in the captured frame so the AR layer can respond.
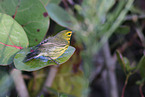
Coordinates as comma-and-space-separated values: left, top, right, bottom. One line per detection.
23, 30, 72, 64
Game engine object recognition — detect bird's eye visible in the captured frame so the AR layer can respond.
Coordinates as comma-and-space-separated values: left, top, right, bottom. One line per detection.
67, 31, 72, 35
68, 33, 71, 35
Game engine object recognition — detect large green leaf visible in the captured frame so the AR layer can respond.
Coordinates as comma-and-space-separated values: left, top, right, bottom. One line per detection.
14, 46, 75, 71
46, 3, 77, 28
0, 0, 49, 46
0, 13, 28, 65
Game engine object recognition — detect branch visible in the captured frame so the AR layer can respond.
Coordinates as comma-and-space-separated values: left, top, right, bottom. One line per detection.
135, 27, 145, 48
11, 69, 29, 97
38, 66, 58, 95
103, 42, 119, 97
44, 66, 58, 88
125, 14, 145, 21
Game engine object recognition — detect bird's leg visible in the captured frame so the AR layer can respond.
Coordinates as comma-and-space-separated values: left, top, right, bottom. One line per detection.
46, 56, 59, 65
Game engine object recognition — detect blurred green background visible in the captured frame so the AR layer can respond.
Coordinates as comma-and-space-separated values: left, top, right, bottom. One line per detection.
0, 0, 145, 97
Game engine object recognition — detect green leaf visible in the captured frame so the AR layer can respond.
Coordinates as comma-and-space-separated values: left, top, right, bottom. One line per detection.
0, 68, 14, 97
116, 51, 134, 72
116, 51, 126, 71
138, 56, 145, 78
14, 46, 75, 71
123, 57, 132, 71
41, 0, 61, 6
136, 78, 145, 85
46, 3, 77, 28
0, 13, 28, 65
0, 0, 49, 46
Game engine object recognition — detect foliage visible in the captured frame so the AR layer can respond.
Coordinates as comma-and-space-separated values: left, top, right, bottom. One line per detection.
46, 0, 134, 79
0, 0, 75, 70
0, 0, 145, 97
0, 0, 50, 46
0, 68, 14, 97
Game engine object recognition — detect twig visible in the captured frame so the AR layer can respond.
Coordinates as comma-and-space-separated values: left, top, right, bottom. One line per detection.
121, 74, 130, 97
103, 42, 119, 97
13, 6, 18, 19
125, 14, 145, 21
38, 66, 58, 95
139, 83, 144, 97
10, 69, 30, 97
135, 27, 145, 48
44, 66, 58, 87
67, 0, 75, 5
62, 0, 69, 9
12, 0, 20, 19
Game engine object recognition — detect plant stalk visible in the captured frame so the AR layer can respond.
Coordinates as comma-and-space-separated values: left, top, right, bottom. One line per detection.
11, 69, 30, 97
103, 42, 119, 97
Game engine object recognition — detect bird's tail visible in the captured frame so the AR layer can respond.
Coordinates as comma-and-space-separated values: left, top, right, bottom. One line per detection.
23, 50, 39, 62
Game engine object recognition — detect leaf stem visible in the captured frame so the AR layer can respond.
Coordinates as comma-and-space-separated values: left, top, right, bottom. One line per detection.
13, 2, 20, 19
139, 83, 144, 97
121, 74, 130, 97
